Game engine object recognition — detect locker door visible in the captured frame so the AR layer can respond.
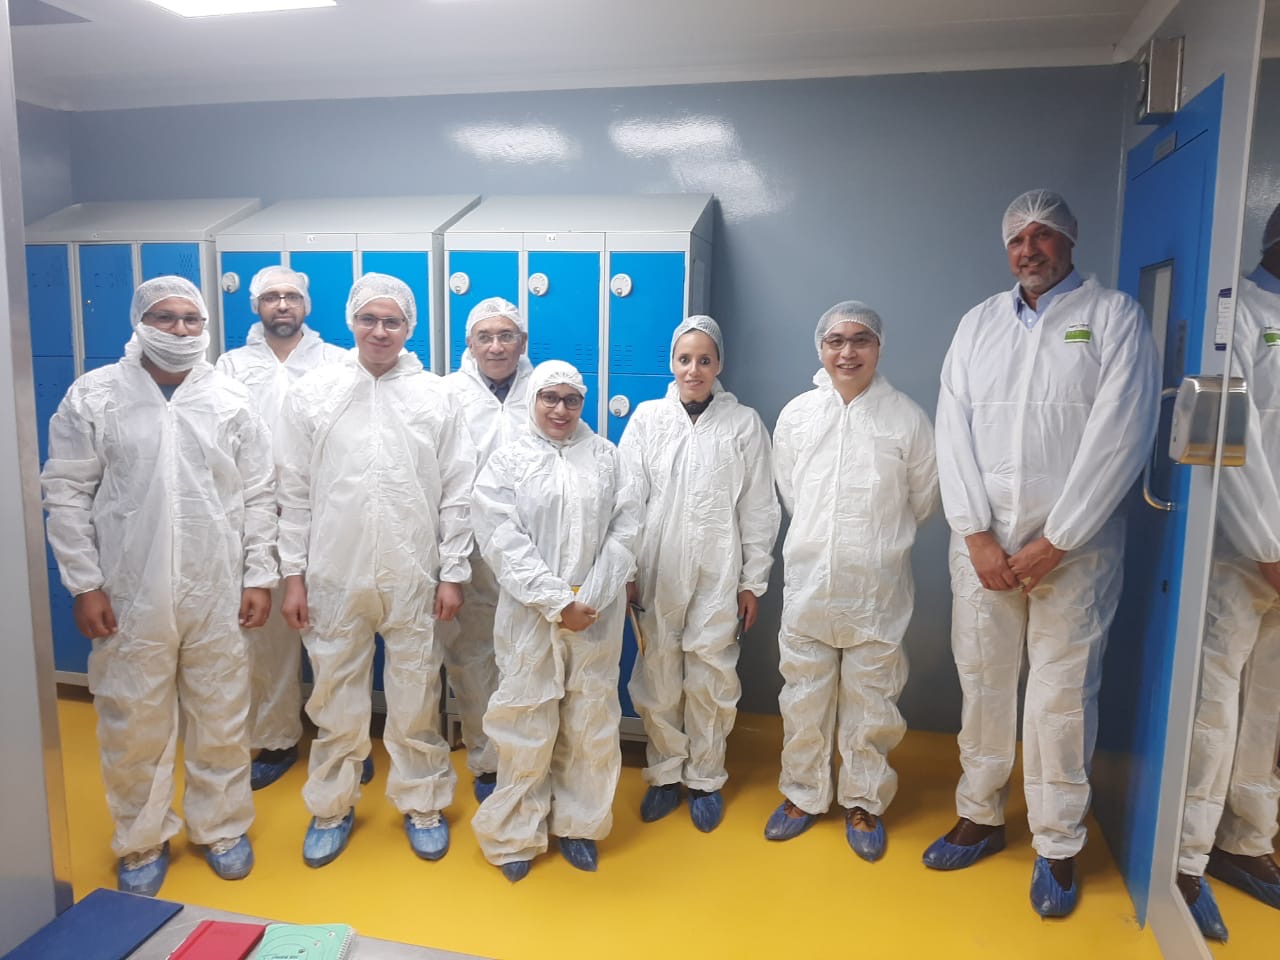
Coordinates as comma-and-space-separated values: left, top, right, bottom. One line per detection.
79, 244, 135, 366
362, 250, 432, 368
140, 242, 202, 286
606, 251, 686, 443
219, 250, 282, 350
526, 250, 601, 431
26, 244, 74, 358
290, 251, 356, 349
446, 250, 519, 372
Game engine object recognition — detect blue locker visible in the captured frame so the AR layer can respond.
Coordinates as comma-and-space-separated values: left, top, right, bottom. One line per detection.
606, 374, 669, 444
26, 244, 74, 357
79, 244, 136, 365
290, 251, 355, 349
526, 251, 600, 371
221, 251, 282, 349
140, 242, 202, 286
446, 250, 520, 371
32, 355, 76, 463
608, 252, 685, 376
362, 250, 432, 367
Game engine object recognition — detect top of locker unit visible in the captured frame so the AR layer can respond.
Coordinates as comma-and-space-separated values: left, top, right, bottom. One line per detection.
216, 196, 482, 237
25, 198, 262, 243
445, 194, 713, 240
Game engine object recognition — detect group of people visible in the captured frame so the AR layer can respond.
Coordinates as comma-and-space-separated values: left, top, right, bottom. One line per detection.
38, 189, 1279, 933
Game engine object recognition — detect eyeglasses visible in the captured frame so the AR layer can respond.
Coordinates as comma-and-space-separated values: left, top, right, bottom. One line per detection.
821, 333, 878, 351
143, 311, 206, 331
354, 314, 407, 333
473, 331, 522, 346
258, 292, 304, 306
537, 390, 583, 411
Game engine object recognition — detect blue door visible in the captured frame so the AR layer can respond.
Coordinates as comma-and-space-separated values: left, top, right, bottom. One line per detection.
526, 250, 601, 431
26, 244, 74, 358
446, 250, 520, 372
140, 242, 201, 286
362, 250, 432, 368
79, 244, 135, 366
1094, 77, 1222, 923
219, 251, 281, 350
289, 251, 355, 349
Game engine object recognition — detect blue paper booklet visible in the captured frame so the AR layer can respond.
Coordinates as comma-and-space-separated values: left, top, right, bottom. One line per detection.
0, 887, 182, 960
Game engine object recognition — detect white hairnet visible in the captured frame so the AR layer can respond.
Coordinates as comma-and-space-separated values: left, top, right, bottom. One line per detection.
528, 359, 587, 399
670, 315, 724, 374
1002, 189, 1079, 247
249, 265, 311, 314
815, 300, 884, 352
466, 296, 526, 335
130, 275, 208, 329
1263, 203, 1280, 253
346, 273, 416, 335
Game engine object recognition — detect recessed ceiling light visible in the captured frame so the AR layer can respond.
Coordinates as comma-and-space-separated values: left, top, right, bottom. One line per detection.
142, 1, 336, 17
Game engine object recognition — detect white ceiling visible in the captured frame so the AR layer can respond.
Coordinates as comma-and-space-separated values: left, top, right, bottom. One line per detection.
9, 0, 1186, 112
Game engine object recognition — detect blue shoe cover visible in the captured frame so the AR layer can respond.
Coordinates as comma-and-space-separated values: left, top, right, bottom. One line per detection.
689, 790, 724, 833
117, 842, 169, 897
474, 773, 497, 803
1030, 856, 1079, 918
206, 835, 254, 880
500, 860, 531, 883
250, 745, 297, 790
303, 809, 354, 867
404, 812, 450, 861
360, 755, 374, 785
764, 800, 816, 841
559, 837, 598, 872
845, 811, 886, 862
1186, 877, 1229, 942
921, 827, 1006, 870
640, 784, 681, 822
1207, 849, 1280, 910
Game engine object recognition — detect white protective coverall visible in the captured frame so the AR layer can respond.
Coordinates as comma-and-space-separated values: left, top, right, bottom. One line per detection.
774, 369, 937, 816
470, 361, 640, 865
42, 279, 278, 858
936, 275, 1159, 859
216, 322, 345, 752
276, 348, 475, 821
1180, 273, 1280, 874
441, 309, 534, 777
620, 320, 780, 792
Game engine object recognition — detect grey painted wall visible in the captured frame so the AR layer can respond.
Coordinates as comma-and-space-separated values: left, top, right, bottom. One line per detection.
16, 101, 70, 222
26, 65, 1132, 730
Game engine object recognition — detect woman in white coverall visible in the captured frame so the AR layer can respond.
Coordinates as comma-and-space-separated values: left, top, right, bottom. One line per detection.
470, 360, 640, 882
275, 273, 475, 868
42, 276, 277, 896
766, 301, 938, 862
619, 315, 780, 832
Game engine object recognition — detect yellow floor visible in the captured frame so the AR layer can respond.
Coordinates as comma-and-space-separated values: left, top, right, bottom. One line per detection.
52, 692, 1251, 959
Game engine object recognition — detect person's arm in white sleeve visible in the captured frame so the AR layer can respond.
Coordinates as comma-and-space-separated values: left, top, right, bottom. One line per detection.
772, 407, 798, 517
274, 385, 314, 579
472, 450, 575, 621
41, 388, 106, 597
616, 409, 652, 576
1042, 298, 1160, 551
737, 411, 781, 596
906, 405, 940, 527
935, 326, 993, 538
575, 444, 641, 612
236, 406, 279, 590
434, 392, 477, 585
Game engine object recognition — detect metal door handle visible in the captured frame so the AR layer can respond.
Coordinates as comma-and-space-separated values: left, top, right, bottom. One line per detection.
1142, 386, 1180, 512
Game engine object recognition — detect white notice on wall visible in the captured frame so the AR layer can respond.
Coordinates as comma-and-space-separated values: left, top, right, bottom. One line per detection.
1215, 287, 1234, 351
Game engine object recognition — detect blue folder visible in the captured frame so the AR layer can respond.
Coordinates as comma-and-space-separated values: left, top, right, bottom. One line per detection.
1, 887, 182, 960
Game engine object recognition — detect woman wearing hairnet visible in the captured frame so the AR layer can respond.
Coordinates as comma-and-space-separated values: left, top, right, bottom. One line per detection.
618, 316, 780, 832
766, 301, 938, 861
42, 276, 278, 896
470, 360, 640, 882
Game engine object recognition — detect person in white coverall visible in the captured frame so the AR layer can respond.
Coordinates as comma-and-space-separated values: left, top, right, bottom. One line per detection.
927, 189, 1159, 919
470, 360, 640, 882
42, 276, 277, 897
441, 297, 534, 802
275, 273, 476, 868
619, 315, 780, 833
215, 265, 346, 791
765, 301, 938, 862
1177, 206, 1280, 942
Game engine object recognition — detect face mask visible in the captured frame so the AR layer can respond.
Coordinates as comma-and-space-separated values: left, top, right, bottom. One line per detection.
134, 324, 211, 373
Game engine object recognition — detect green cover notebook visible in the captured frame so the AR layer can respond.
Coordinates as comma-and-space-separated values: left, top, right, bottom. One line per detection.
252, 923, 355, 960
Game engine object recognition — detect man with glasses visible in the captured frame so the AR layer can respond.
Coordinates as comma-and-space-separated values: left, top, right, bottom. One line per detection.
442, 297, 533, 803
929, 190, 1159, 917
275, 273, 476, 867
216, 266, 346, 791
42, 276, 278, 896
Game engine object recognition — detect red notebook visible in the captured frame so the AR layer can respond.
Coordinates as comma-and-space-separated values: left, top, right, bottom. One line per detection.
168, 919, 267, 959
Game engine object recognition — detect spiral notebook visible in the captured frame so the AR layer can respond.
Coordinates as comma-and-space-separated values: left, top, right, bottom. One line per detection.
253, 922, 355, 960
